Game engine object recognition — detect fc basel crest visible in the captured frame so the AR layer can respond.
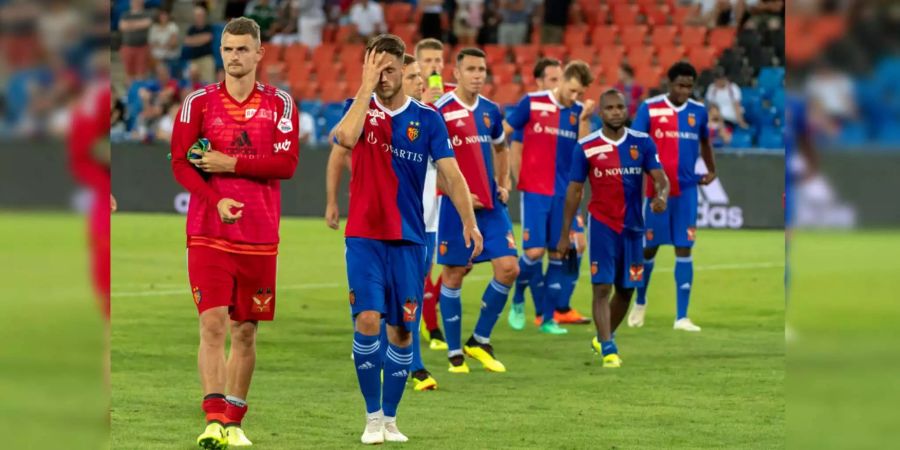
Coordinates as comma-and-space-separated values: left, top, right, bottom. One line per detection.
349, 289, 356, 305
688, 113, 696, 127
629, 264, 644, 282
591, 261, 598, 275
630, 145, 639, 160
192, 286, 202, 305
439, 241, 448, 256
253, 287, 273, 313
569, 113, 577, 126
403, 298, 419, 322
482, 112, 491, 128
407, 121, 420, 141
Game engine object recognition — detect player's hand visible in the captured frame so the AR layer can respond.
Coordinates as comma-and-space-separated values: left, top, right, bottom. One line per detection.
471, 193, 485, 209
325, 202, 340, 230
195, 150, 237, 173
361, 50, 393, 92
497, 186, 509, 205
110, 194, 117, 213
464, 224, 484, 260
579, 100, 596, 121
699, 172, 716, 185
217, 198, 244, 224
650, 196, 667, 213
556, 234, 571, 257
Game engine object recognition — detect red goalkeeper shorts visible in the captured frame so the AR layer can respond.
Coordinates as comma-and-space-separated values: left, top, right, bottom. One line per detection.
187, 245, 277, 321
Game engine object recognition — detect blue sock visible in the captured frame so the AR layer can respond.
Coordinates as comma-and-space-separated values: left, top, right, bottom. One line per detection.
532, 274, 546, 317
439, 284, 463, 355
473, 279, 512, 340
352, 331, 383, 414
378, 319, 388, 360
513, 254, 541, 305
410, 319, 425, 372
600, 339, 619, 356
542, 260, 564, 323
559, 254, 582, 310
675, 256, 693, 320
635, 259, 655, 306
382, 343, 412, 417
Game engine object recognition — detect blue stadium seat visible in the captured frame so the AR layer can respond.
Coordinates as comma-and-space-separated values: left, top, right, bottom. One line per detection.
758, 126, 784, 149
836, 121, 868, 146
757, 67, 784, 100
876, 121, 900, 145
300, 99, 323, 118
770, 88, 785, 118
730, 127, 753, 148
318, 102, 346, 143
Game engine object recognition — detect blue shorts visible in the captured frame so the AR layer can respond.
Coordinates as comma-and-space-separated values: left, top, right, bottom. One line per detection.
424, 231, 437, 272
346, 238, 427, 331
520, 192, 585, 250
437, 198, 517, 266
644, 184, 698, 248
588, 218, 645, 288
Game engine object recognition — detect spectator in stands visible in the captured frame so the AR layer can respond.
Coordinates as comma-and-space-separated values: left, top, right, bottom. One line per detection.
477, 0, 502, 45
155, 102, 180, 143
152, 63, 180, 106
498, 0, 530, 45
687, 0, 735, 27
454, 0, 483, 46
805, 60, 858, 125
299, 110, 317, 146
245, 0, 279, 42
118, 0, 154, 83
270, 1, 301, 45
148, 10, 181, 76
705, 67, 749, 129
349, 0, 387, 43
111, 96, 128, 143
297, 0, 327, 48
707, 103, 733, 148
131, 86, 163, 143
539, 0, 573, 44
226, 0, 251, 19
179, 62, 206, 99
183, 5, 216, 84
736, 0, 783, 31
614, 64, 644, 120
419, 0, 445, 42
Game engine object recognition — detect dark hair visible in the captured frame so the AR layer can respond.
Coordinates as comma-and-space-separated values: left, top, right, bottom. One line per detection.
563, 60, 594, 86
667, 62, 697, 82
414, 38, 444, 56
402, 53, 416, 66
533, 57, 561, 79
223, 17, 261, 44
366, 34, 407, 59
600, 88, 624, 101
620, 63, 634, 77
456, 47, 486, 63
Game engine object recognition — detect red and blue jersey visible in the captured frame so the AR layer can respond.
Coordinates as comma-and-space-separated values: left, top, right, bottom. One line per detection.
631, 95, 708, 197
505, 90, 583, 197
435, 91, 506, 210
569, 128, 662, 233
341, 94, 454, 245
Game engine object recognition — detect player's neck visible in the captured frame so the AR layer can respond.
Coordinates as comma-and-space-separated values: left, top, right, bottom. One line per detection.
376, 92, 408, 111
224, 75, 257, 103
666, 92, 685, 107
601, 126, 625, 142
454, 87, 478, 107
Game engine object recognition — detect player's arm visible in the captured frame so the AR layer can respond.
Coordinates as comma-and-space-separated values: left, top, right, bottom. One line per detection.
509, 138, 523, 187
437, 157, 483, 259
491, 108, 511, 203
644, 138, 670, 212
325, 143, 351, 230
556, 145, 588, 255
504, 96, 531, 185
334, 50, 392, 148
578, 100, 596, 139
698, 108, 717, 185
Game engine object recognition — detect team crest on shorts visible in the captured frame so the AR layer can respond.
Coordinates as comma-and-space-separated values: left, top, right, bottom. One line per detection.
402, 298, 419, 322
569, 113, 577, 126
439, 241, 448, 256
506, 231, 516, 248
406, 121, 420, 141
687, 227, 696, 241
629, 264, 644, 282
576, 215, 585, 228
523, 228, 530, 242
349, 289, 356, 305
646, 229, 654, 241
253, 288, 273, 313
688, 113, 696, 127
630, 145, 639, 160
590, 261, 598, 275
482, 112, 491, 128
192, 286, 202, 305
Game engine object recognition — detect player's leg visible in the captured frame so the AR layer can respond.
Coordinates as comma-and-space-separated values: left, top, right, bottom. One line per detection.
511, 192, 549, 329
539, 251, 570, 334
630, 198, 669, 327
586, 217, 622, 368
421, 231, 446, 349
222, 320, 257, 446
436, 200, 473, 373
672, 186, 700, 331
382, 324, 414, 441
610, 286, 635, 333
548, 198, 590, 326
464, 254, 518, 372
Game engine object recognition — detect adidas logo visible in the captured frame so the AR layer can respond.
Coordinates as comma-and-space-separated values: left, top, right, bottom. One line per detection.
231, 130, 252, 147
481, 301, 487, 310
455, 119, 465, 127
446, 315, 460, 322
660, 116, 669, 123
357, 361, 375, 370
679, 283, 691, 290
391, 370, 408, 378
597, 152, 608, 159
213, 117, 224, 127
548, 283, 562, 290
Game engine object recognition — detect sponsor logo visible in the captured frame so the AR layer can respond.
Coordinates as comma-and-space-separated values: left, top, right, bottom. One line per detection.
655, 128, 664, 139
523, 228, 530, 242
257, 109, 274, 120
443, 109, 469, 121
482, 112, 491, 128
252, 287, 273, 313
245, 108, 257, 119
439, 241, 448, 256
407, 121, 420, 141
465, 135, 492, 144
367, 109, 386, 120
403, 298, 419, 322
381, 142, 424, 162
657, 130, 700, 140
451, 135, 463, 147
455, 119, 465, 127
274, 139, 291, 153
445, 314, 460, 322
569, 113, 577, 125
630, 145, 639, 160
659, 116, 669, 123
590, 261, 598, 275
192, 286, 202, 305
696, 168, 744, 229
277, 116, 293, 133
231, 130, 252, 148
506, 231, 516, 249
366, 131, 377, 144
585, 144, 614, 158
688, 113, 696, 127
540, 110, 549, 117
594, 166, 643, 178
649, 108, 674, 117
679, 283, 692, 289
530, 102, 557, 112
357, 361, 375, 370
530, 122, 578, 139
212, 117, 224, 127
349, 289, 355, 305
629, 264, 644, 282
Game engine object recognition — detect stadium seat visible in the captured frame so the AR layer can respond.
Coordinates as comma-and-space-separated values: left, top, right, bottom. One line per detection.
569, 47, 597, 65
564, 25, 589, 47
672, 6, 692, 25
591, 25, 621, 48
283, 44, 309, 67
836, 121, 867, 146
634, 67, 663, 90
334, 25, 357, 44
513, 45, 540, 66
651, 26, 678, 48
688, 47, 718, 71
541, 45, 568, 62
611, 4, 640, 26
599, 45, 626, 64
493, 84, 523, 108
626, 46, 655, 68
519, 70, 535, 88
656, 46, 687, 71
642, 4, 670, 27
391, 23, 417, 46
709, 27, 736, 55
385, 2, 413, 25
757, 67, 785, 99
730, 127, 753, 147
876, 121, 900, 144
320, 81, 348, 104
312, 44, 337, 67
490, 63, 517, 85
211, 22, 226, 69
300, 99, 323, 118
484, 44, 509, 66
291, 80, 319, 102
319, 102, 347, 141
620, 25, 649, 48
758, 126, 784, 149
680, 26, 708, 47
315, 62, 343, 84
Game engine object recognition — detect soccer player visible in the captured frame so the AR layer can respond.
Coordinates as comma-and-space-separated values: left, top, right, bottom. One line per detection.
333, 35, 482, 444
557, 89, 669, 367
414, 37, 453, 349
627, 62, 717, 331
435, 47, 518, 373
504, 60, 596, 334
170, 18, 299, 449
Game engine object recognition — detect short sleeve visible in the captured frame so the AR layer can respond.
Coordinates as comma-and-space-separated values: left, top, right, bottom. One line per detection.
698, 107, 709, 141
642, 137, 662, 172
506, 94, 531, 130
511, 128, 524, 143
631, 101, 650, 133
568, 144, 589, 183
427, 110, 454, 161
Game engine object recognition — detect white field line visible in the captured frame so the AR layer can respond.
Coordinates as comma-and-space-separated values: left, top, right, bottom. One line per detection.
112, 261, 784, 298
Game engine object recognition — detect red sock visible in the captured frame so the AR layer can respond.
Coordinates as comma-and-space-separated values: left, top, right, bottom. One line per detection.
423, 274, 441, 331
202, 394, 227, 424
224, 400, 248, 427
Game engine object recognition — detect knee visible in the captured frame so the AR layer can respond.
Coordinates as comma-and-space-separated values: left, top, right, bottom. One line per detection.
355, 311, 381, 335
496, 261, 519, 284
524, 248, 545, 261
389, 327, 412, 347
441, 267, 466, 288
230, 322, 257, 349
595, 285, 613, 300
199, 312, 228, 345
675, 247, 692, 258
643, 246, 659, 259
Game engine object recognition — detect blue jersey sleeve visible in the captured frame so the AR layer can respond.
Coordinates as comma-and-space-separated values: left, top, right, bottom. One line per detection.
699, 106, 709, 141
490, 105, 506, 143
426, 110, 454, 161
568, 144, 589, 183
511, 128, 524, 143
631, 101, 650, 133
506, 95, 530, 131
641, 137, 662, 172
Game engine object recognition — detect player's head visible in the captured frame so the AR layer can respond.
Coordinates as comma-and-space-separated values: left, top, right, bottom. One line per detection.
402, 53, 424, 101
366, 34, 407, 101
599, 89, 627, 131
221, 17, 264, 79
555, 60, 594, 107
666, 62, 697, 106
533, 57, 562, 90
414, 38, 444, 76
619, 63, 634, 82
454, 48, 487, 96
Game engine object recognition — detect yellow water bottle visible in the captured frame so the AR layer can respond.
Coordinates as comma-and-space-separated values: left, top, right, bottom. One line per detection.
428, 70, 443, 101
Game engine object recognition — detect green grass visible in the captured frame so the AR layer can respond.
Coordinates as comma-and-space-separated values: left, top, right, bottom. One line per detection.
112, 213, 784, 449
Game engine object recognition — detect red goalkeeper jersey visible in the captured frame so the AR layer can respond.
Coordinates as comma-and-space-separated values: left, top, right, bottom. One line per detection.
170, 82, 299, 255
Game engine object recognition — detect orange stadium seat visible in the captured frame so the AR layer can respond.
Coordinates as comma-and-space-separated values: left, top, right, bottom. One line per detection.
620, 25, 649, 48
611, 4, 640, 26
672, 6, 693, 26
519, 70, 535, 88
708, 27, 736, 55
320, 81, 348, 104
635, 67, 664, 89
626, 46, 655, 67
603, 67, 621, 86
591, 25, 621, 47
386, 2, 413, 25
484, 44, 509, 65
569, 47, 597, 65
599, 44, 626, 63
492, 83, 522, 106
441, 65, 455, 83
292, 80, 319, 101
563, 25, 589, 47
541, 45, 567, 62
339, 44, 366, 67
513, 45, 539, 65
651, 25, 678, 48
490, 63, 517, 85
312, 44, 336, 66
283, 44, 309, 67
288, 61, 314, 85
391, 23, 417, 46
334, 25, 357, 44
688, 47, 717, 70
656, 45, 687, 70
263, 43, 285, 63
680, 26, 708, 47
315, 62, 343, 83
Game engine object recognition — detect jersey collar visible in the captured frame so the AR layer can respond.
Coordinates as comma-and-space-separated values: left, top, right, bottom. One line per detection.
599, 128, 628, 147
451, 91, 480, 112
663, 95, 688, 113
373, 94, 412, 117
